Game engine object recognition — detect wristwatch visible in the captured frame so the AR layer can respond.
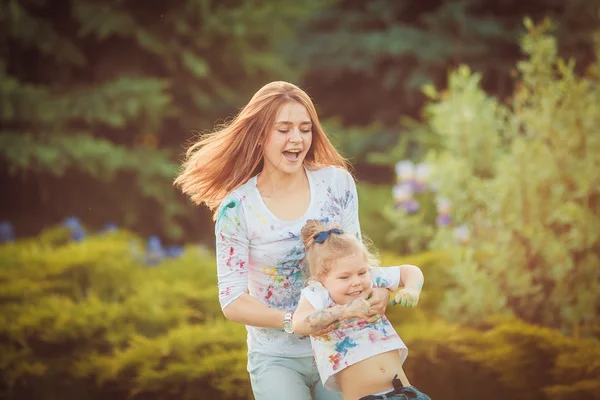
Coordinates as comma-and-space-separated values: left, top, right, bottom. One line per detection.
283, 311, 294, 334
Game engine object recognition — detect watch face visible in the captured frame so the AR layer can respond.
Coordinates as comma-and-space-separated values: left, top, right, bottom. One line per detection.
284, 321, 293, 333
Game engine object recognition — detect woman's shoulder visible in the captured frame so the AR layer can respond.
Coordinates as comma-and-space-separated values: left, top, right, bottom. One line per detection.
309, 165, 353, 181
218, 177, 257, 207
215, 178, 258, 223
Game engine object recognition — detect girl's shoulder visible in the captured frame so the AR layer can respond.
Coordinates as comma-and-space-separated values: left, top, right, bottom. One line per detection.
301, 280, 333, 309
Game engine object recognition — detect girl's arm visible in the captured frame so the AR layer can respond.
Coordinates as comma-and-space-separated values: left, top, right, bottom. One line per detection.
370, 264, 424, 307
292, 296, 371, 336
393, 264, 424, 307
400, 264, 424, 291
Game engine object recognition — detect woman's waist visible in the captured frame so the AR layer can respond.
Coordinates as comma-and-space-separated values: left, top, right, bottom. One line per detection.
246, 326, 312, 356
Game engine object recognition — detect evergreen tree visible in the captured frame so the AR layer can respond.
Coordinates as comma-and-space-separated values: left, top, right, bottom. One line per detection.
0, 0, 326, 240
285, 0, 600, 162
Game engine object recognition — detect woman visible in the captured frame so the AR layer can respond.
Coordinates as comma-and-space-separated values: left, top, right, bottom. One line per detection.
175, 81, 392, 399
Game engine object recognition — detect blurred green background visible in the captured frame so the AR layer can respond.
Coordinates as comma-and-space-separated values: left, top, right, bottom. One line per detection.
1, 1, 599, 399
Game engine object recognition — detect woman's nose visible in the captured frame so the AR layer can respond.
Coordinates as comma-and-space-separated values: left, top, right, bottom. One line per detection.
288, 128, 302, 142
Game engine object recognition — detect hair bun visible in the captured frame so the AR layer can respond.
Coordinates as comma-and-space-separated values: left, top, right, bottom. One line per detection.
301, 219, 344, 249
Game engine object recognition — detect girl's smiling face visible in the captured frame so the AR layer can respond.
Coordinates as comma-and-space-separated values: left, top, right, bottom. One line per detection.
321, 252, 371, 305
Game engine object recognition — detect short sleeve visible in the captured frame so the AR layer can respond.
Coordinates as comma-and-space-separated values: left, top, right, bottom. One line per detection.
299, 281, 332, 311
370, 266, 403, 291
215, 193, 250, 310
337, 169, 362, 241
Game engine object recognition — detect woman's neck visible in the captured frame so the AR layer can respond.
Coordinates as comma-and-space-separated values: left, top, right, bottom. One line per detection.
256, 166, 307, 197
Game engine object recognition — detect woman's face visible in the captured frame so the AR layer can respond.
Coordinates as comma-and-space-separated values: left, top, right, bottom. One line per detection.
262, 102, 313, 177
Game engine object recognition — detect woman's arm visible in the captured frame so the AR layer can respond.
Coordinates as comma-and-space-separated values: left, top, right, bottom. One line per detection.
222, 293, 286, 328
216, 195, 287, 328
292, 296, 371, 336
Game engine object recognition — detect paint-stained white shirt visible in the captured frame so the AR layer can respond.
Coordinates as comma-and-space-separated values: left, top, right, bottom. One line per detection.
215, 166, 362, 357
300, 269, 409, 391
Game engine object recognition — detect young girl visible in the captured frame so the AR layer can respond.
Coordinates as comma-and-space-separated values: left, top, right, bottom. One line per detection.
293, 219, 431, 400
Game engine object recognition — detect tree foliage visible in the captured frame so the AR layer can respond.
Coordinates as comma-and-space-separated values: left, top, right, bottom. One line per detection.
0, 0, 328, 239
422, 19, 600, 332
289, 0, 600, 126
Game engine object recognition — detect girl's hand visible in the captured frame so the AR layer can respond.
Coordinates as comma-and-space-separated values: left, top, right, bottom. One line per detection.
342, 298, 371, 319
367, 287, 391, 316
392, 287, 420, 308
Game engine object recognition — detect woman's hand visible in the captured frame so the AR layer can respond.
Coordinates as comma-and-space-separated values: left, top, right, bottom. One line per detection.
367, 287, 391, 316
392, 287, 420, 308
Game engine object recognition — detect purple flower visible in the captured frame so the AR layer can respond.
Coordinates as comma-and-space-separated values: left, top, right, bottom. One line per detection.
454, 225, 470, 244
395, 160, 415, 183
62, 217, 86, 241
411, 181, 427, 193
393, 183, 414, 203
0, 221, 15, 243
413, 163, 429, 192
436, 213, 452, 226
145, 236, 165, 266
402, 199, 421, 214
436, 197, 451, 214
165, 246, 184, 258
101, 222, 118, 233
63, 217, 82, 230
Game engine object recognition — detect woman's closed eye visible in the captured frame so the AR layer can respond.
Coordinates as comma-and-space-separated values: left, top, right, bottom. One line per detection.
278, 128, 311, 134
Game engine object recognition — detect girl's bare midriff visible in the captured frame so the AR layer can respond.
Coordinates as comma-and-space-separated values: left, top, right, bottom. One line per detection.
337, 350, 409, 400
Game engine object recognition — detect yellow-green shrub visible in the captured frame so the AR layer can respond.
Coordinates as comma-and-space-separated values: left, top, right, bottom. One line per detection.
395, 317, 600, 400
0, 230, 250, 400
2, 229, 598, 400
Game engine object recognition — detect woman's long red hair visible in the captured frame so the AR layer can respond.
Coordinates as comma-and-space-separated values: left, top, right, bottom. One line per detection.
174, 81, 348, 218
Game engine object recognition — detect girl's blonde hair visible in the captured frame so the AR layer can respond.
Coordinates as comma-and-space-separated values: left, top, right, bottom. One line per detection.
174, 81, 348, 218
301, 219, 379, 281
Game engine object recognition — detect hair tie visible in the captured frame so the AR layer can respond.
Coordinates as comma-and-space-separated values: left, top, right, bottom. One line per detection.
313, 228, 344, 244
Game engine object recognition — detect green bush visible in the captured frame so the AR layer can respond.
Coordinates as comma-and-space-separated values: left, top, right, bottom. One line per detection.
1, 229, 598, 400
0, 230, 250, 400
357, 182, 397, 251
417, 19, 600, 333
395, 317, 600, 400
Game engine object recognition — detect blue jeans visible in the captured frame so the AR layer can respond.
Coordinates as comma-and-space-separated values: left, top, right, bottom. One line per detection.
247, 351, 342, 400
358, 375, 431, 400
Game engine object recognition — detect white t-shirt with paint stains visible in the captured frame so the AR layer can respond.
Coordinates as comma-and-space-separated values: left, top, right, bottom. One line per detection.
215, 166, 362, 357
300, 270, 409, 392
